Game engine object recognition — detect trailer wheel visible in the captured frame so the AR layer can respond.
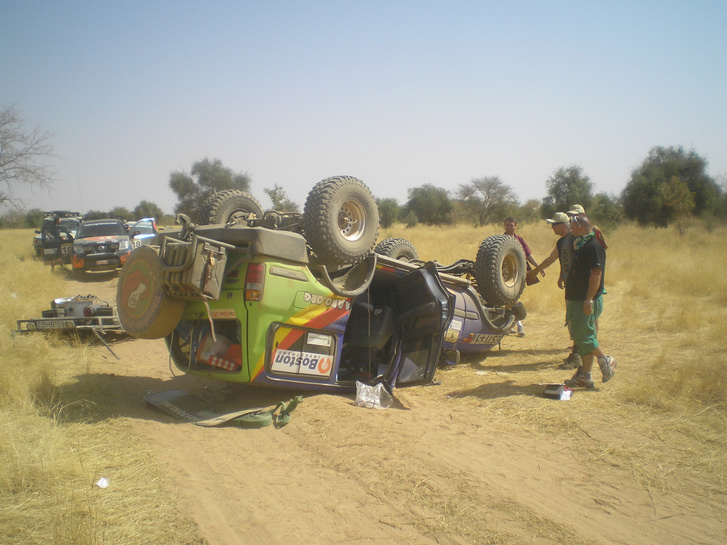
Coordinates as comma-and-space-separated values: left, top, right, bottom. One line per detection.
474, 234, 526, 306
374, 238, 419, 262
117, 246, 185, 339
200, 189, 264, 225
302, 176, 379, 266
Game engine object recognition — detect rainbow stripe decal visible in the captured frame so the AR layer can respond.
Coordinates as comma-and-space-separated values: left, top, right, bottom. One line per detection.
250, 297, 350, 381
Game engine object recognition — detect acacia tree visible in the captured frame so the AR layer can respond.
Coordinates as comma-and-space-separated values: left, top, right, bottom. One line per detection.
622, 146, 720, 226
0, 105, 55, 207
169, 158, 251, 220
542, 165, 593, 217
109, 207, 133, 221
405, 185, 452, 225
133, 200, 167, 221
264, 184, 299, 212
589, 193, 623, 230
457, 176, 517, 226
376, 198, 400, 228
661, 176, 695, 234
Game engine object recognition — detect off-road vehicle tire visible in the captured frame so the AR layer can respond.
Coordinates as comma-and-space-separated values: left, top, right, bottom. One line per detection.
302, 176, 379, 266
374, 238, 419, 262
117, 246, 185, 339
474, 234, 526, 306
200, 189, 264, 225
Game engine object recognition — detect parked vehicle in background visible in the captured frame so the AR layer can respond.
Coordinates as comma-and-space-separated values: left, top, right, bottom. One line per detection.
40, 218, 75, 269
126, 217, 159, 248
72, 219, 132, 276
33, 211, 82, 257
116, 176, 527, 394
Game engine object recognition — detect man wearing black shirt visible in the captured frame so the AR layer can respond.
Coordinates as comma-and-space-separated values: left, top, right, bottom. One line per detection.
563, 216, 616, 388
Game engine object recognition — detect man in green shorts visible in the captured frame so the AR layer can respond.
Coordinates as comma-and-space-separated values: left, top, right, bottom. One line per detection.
563, 216, 616, 388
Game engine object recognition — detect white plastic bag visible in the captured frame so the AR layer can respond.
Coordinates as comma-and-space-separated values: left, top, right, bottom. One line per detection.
355, 381, 393, 410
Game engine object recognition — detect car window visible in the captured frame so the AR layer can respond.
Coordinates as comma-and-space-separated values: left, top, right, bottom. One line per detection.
130, 220, 155, 235
77, 222, 126, 238
60, 219, 80, 231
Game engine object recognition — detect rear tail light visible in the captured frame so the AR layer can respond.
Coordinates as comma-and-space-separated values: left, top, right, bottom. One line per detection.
245, 263, 265, 301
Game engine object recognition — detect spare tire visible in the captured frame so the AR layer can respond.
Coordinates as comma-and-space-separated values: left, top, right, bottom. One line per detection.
473, 234, 526, 306
117, 246, 185, 339
374, 238, 419, 262
200, 189, 264, 225
302, 176, 379, 266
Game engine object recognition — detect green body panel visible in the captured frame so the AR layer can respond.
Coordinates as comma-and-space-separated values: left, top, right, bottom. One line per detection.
179, 256, 342, 383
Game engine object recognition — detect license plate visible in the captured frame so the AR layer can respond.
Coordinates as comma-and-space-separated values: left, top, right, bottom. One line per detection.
35, 320, 71, 330
96, 260, 111, 265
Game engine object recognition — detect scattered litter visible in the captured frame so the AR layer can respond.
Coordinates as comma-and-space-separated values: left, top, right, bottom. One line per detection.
543, 384, 572, 400
355, 381, 393, 410
95, 477, 109, 489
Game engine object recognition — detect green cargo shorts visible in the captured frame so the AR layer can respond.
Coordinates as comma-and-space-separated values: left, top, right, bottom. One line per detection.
566, 296, 603, 356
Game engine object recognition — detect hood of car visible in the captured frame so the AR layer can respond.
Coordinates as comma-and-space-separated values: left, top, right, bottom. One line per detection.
76, 235, 127, 244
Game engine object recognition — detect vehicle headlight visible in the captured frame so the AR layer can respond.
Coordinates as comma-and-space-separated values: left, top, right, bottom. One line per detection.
73, 245, 84, 255
119, 240, 130, 250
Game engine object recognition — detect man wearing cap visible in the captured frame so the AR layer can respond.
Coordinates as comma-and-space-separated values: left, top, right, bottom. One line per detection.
567, 204, 585, 217
526, 212, 580, 368
527, 212, 573, 288
563, 215, 616, 388
568, 204, 608, 249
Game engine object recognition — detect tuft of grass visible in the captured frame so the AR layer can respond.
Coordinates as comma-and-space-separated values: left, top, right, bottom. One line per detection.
0, 230, 203, 545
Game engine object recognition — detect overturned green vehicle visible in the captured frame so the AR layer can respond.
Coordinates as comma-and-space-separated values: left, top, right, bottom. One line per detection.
117, 176, 526, 392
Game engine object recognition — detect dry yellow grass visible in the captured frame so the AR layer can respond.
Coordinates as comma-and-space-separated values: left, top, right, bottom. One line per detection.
0, 230, 203, 545
385, 220, 727, 412
2, 221, 726, 543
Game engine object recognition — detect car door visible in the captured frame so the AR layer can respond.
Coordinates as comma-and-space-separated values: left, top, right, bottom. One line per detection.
383, 262, 455, 387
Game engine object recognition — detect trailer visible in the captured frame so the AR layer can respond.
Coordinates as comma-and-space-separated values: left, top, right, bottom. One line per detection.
16, 295, 123, 333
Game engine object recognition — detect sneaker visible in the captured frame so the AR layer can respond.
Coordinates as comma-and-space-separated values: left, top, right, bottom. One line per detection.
517, 324, 525, 337
564, 370, 594, 389
598, 356, 617, 383
559, 352, 580, 370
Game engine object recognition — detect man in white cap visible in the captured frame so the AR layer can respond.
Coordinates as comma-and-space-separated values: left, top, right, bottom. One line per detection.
526, 212, 580, 368
563, 215, 617, 388
568, 204, 608, 249
567, 204, 585, 217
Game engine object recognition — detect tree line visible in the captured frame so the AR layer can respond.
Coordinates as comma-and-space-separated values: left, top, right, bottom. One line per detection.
2, 104, 726, 231
378, 146, 726, 231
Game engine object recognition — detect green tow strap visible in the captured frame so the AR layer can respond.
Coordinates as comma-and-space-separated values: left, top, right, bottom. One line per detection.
233, 395, 303, 429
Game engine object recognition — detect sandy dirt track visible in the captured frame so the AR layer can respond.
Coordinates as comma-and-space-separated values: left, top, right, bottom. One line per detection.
71, 273, 726, 545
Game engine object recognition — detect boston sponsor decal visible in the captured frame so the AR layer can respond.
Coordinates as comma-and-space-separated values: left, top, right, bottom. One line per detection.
271, 349, 333, 378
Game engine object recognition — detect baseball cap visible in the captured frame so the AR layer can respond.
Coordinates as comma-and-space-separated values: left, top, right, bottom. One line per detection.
546, 212, 569, 224
567, 204, 585, 216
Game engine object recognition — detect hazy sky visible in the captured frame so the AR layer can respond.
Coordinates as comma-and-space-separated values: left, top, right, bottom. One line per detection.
2, 0, 725, 216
